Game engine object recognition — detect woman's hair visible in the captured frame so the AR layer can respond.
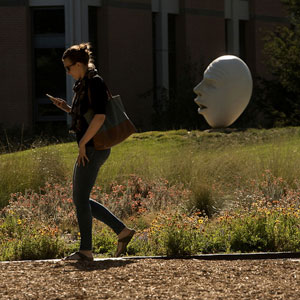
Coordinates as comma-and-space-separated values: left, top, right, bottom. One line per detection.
62, 42, 95, 68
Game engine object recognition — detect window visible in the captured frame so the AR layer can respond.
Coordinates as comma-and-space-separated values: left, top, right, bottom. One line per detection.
225, 19, 230, 53
168, 14, 176, 96
152, 12, 158, 102
152, 12, 177, 110
224, 0, 249, 59
32, 7, 66, 122
239, 20, 247, 62
226, 18, 248, 61
88, 6, 98, 68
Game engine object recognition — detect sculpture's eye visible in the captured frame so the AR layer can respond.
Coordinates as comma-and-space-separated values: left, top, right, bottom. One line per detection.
204, 79, 216, 89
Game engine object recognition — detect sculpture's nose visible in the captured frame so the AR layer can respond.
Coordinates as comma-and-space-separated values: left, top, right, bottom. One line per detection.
193, 81, 203, 94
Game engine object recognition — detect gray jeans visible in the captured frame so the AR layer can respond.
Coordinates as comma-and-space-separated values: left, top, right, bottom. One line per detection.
72, 146, 125, 250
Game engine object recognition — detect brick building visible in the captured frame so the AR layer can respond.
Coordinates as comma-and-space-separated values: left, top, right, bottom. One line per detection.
0, 0, 287, 130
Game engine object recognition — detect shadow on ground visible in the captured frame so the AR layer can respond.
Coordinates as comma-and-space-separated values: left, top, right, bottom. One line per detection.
57, 259, 137, 272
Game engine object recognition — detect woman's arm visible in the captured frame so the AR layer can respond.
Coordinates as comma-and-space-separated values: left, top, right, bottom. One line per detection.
48, 95, 71, 113
77, 114, 106, 166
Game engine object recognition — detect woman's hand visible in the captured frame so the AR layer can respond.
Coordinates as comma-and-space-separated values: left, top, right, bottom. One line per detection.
77, 115, 105, 166
77, 142, 89, 167
46, 94, 71, 113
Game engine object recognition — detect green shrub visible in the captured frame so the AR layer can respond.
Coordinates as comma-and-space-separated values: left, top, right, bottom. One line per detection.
186, 184, 216, 217
144, 211, 204, 256
2, 167, 300, 260
198, 210, 300, 254
0, 215, 65, 261
92, 226, 116, 255
257, 0, 300, 127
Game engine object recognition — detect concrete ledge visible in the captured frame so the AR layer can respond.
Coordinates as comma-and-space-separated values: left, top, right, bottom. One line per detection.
2, 252, 300, 264
126, 252, 300, 261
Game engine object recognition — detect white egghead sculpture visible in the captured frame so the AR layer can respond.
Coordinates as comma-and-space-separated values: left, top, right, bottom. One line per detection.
193, 55, 253, 128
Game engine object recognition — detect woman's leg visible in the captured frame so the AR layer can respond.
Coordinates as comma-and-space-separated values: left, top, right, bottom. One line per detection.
72, 147, 125, 251
90, 199, 125, 234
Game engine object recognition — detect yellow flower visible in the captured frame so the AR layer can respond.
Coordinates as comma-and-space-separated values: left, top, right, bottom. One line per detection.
198, 219, 204, 224
17, 219, 22, 225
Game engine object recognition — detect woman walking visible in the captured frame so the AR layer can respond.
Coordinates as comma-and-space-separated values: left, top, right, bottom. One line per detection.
47, 43, 135, 261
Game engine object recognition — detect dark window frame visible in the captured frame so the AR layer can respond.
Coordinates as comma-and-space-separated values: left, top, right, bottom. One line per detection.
31, 6, 66, 123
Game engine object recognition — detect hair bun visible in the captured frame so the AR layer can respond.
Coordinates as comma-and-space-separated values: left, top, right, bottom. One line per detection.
79, 43, 91, 52
62, 42, 94, 68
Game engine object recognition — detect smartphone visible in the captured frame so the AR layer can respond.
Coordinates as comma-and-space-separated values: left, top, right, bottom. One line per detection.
46, 94, 63, 104
46, 93, 55, 100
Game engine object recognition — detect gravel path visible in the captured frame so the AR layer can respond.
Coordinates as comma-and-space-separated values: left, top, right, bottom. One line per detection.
1, 258, 300, 299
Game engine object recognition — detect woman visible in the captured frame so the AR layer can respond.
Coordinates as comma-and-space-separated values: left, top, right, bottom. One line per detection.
48, 43, 135, 261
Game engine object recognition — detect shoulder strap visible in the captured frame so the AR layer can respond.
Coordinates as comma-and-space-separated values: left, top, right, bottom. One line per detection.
103, 81, 113, 99
87, 87, 92, 105
87, 81, 113, 105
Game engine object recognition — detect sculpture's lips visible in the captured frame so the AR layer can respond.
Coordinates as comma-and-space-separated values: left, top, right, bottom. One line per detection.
194, 97, 207, 111
198, 104, 207, 110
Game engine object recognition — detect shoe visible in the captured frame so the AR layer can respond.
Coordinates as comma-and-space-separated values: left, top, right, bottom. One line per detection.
115, 230, 136, 257
63, 251, 94, 261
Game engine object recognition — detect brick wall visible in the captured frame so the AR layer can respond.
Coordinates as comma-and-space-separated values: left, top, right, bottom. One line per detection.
177, 0, 225, 83
0, 5, 32, 128
98, 2, 154, 130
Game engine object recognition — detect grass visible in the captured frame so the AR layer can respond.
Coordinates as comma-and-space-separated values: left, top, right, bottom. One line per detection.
2, 127, 300, 259
1, 127, 300, 208
0, 146, 67, 208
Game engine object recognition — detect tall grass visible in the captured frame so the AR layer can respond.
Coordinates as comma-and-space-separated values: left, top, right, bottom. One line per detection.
2, 127, 300, 259
0, 146, 67, 208
102, 129, 300, 204
1, 127, 300, 209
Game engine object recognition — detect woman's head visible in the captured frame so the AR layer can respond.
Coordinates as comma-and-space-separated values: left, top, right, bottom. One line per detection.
62, 43, 95, 80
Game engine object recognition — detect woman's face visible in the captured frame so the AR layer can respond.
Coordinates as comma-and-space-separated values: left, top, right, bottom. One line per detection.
63, 58, 83, 80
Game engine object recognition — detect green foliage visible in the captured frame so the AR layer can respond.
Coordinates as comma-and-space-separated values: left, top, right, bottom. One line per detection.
2, 169, 300, 259
199, 210, 300, 254
0, 215, 66, 261
2, 129, 300, 259
281, 0, 300, 20
260, 0, 300, 126
163, 225, 198, 256
186, 183, 216, 217
92, 227, 116, 255
0, 147, 68, 208
3, 127, 300, 209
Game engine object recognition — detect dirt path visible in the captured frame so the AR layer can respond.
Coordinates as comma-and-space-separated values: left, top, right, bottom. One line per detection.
1, 258, 300, 299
